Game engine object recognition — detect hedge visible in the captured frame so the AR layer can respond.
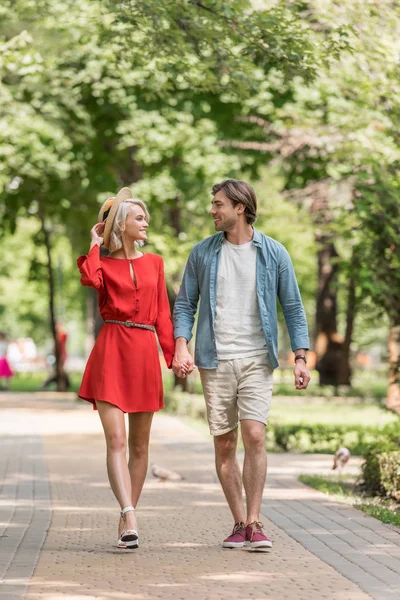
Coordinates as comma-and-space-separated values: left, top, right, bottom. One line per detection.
165, 391, 400, 456
361, 436, 400, 500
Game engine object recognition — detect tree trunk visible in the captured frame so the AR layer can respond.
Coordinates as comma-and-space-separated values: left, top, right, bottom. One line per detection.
314, 238, 349, 385
286, 180, 353, 387
338, 274, 356, 385
387, 326, 400, 412
41, 214, 67, 391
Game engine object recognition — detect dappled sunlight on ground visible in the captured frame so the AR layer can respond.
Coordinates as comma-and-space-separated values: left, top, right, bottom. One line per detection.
1, 396, 397, 600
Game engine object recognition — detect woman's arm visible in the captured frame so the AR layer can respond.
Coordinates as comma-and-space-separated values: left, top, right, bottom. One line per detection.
155, 258, 175, 368
76, 223, 105, 290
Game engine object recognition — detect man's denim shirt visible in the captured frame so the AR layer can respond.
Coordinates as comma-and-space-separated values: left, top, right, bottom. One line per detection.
173, 228, 310, 370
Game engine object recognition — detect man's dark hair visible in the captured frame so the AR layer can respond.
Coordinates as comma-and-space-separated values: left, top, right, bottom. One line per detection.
211, 179, 257, 225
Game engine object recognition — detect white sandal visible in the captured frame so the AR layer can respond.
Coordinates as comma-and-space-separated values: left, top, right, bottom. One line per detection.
117, 516, 127, 548
119, 506, 138, 549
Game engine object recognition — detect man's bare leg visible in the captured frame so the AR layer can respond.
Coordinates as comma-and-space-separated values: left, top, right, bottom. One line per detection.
240, 419, 267, 524
214, 428, 246, 524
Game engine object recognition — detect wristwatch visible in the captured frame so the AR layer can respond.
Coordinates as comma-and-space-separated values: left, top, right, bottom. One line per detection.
294, 354, 307, 364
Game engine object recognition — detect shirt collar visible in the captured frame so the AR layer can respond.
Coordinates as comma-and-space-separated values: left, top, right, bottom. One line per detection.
216, 227, 262, 249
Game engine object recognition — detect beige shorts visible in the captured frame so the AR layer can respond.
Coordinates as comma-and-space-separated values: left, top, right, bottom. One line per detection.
198, 353, 274, 436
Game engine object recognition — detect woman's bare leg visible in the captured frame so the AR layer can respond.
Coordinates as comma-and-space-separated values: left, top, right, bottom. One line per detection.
96, 401, 136, 532
128, 412, 154, 507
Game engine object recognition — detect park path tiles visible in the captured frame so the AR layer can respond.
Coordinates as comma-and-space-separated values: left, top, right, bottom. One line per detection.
0, 435, 51, 600
263, 455, 400, 600
0, 393, 399, 599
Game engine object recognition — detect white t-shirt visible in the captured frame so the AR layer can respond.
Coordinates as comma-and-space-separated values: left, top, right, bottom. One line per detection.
214, 239, 267, 360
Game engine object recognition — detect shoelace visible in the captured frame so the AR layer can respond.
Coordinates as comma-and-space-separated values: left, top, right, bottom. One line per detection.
233, 521, 245, 534
251, 521, 264, 532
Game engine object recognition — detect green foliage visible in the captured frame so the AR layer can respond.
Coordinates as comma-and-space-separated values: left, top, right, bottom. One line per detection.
0, 0, 337, 225
359, 503, 400, 528
271, 423, 375, 454
269, 399, 398, 427
235, 1, 400, 334
274, 422, 400, 455
362, 440, 400, 498
9, 371, 82, 393
0, 218, 83, 342
164, 389, 207, 422
253, 169, 317, 325
379, 452, 400, 500
272, 381, 388, 400
164, 385, 400, 454
108, 0, 347, 90
0, 0, 347, 323
299, 474, 354, 497
350, 170, 400, 324
1, 0, 398, 365
300, 474, 400, 527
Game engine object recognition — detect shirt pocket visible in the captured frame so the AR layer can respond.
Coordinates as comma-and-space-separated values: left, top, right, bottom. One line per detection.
265, 265, 278, 292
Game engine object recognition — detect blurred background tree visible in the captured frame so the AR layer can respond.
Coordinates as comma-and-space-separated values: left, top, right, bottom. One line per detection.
0, 0, 340, 389
0, 0, 398, 411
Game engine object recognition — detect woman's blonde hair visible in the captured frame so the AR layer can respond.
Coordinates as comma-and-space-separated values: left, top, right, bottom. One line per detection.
109, 199, 150, 251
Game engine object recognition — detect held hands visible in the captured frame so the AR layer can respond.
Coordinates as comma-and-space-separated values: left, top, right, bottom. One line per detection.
90, 222, 105, 247
294, 360, 311, 390
172, 347, 195, 379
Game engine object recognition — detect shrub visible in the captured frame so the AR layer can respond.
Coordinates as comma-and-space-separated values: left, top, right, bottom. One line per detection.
271, 423, 381, 454
379, 452, 400, 500
164, 390, 400, 465
361, 421, 400, 498
362, 441, 400, 499
361, 442, 396, 495
164, 391, 207, 421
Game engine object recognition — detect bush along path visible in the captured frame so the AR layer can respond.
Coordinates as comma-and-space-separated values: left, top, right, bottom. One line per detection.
271, 421, 400, 454
165, 390, 400, 454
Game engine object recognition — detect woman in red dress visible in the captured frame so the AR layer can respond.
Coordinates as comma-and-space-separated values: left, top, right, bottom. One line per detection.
77, 187, 185, 549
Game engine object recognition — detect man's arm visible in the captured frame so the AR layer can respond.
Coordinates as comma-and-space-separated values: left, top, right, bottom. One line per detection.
277, 247, 310, 390
293, 349, 310, 390
172, 248, 200, 376
173, 337, 194, 378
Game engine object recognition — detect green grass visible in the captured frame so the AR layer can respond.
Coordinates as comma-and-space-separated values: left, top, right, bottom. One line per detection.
165, 387, 398, 431
164, 383, 399, 454
299, 474, 355, 496
179, 415, 210, 437
299, 474, 400, 528
7, 371, 82, 393
269, 401, 398, 428
360, 503, 400, 528
272, 380, 388, 400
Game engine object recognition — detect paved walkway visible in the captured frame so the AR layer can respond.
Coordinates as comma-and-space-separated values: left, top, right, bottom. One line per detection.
0, 393, 399, 600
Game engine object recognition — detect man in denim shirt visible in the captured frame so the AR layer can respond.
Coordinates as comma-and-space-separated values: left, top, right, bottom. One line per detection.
173, 179, 310, 551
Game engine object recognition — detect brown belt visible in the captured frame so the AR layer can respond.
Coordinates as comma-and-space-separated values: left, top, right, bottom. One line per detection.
104, 320, 156, 332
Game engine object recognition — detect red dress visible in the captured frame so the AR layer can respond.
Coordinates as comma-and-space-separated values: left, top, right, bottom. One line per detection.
77, 245, 175, 413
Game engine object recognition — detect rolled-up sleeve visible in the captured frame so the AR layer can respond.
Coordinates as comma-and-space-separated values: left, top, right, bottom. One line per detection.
173, 248, 200, 343
277, 247, 310, 351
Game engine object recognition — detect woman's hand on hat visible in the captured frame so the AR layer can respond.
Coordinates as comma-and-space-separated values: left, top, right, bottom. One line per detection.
90, 222, 105, 247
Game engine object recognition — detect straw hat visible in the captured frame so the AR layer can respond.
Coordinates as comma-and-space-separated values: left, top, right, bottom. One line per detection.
97, 187, 133, 249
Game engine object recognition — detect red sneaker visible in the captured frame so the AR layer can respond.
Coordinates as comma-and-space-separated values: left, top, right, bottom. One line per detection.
222, 522, 246, 548
246, 521, 272, 551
